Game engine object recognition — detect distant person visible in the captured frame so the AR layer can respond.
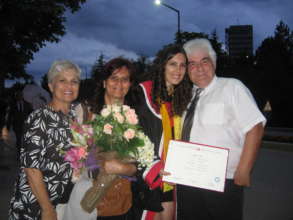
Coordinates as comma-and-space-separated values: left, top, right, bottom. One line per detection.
0, 95, 10, 151
23, 83, 51, 110
9, 60, 81, 220
176, 38, 266, 220
7, 90, 33, 159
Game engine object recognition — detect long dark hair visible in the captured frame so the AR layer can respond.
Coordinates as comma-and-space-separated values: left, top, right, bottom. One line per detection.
88, 57, 137, 114
151, 44, 192, 116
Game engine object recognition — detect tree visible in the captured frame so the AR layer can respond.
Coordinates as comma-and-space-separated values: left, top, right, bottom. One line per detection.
0, 0, 86, 93
255, 20, 293, 127
40, 73, 50, 94
133, 55, 152, 82
91, 53, 106, 80
176, 31, 208, 45
209, 29, 223, 56
175, 30, 225, 57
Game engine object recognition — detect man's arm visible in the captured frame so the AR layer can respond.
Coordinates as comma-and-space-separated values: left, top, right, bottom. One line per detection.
24, 168, 57, 220
234, 122, 264, 186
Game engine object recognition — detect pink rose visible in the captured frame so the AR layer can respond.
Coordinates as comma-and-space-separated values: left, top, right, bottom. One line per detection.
70, 122, 83, 133
123, 128, 135, 141
77, 147, 87, 159
125, 109, 138, 125
82, 124, 93, 136
103, 123, 113, 135
114, 112, 124, 123
64, 147, 86, 169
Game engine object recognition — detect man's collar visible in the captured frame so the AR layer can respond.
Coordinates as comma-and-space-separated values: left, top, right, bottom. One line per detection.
193, 75, 217, 95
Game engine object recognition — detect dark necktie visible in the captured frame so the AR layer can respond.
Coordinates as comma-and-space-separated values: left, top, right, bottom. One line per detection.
182, 88, 203, 141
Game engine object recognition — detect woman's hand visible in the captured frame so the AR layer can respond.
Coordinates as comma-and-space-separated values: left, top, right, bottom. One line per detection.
1, 126, 10, 142
159, 169, 176, 186
41, 207, 57, 220
103, 159, 136, 176
103, 159, 123, 174
159, 169, 171, 177
160, 169, 175, 186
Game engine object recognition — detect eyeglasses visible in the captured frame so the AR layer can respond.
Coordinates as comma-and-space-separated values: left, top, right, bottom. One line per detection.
108, 76, 130, 84
188, 57, 213, 69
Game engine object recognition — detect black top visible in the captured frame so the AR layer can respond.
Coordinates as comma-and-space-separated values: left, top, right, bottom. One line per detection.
135, 82, 163, 160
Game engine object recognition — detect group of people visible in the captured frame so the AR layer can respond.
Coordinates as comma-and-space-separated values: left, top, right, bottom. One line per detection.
8, 38, 266, 220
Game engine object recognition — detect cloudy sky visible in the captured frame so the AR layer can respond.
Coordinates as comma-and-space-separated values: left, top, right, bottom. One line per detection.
25, 0, 293, 82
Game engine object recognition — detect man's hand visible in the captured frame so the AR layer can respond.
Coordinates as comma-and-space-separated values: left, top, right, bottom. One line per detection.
234, 123, 264, 187
233, 167, 251, 187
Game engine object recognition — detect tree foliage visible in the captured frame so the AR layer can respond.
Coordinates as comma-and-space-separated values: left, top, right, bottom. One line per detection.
175, 30, 225, 58
0, 0, 86, 92
255, 20, 293, 126
133, 55, 152, 82
91, 53, 106, 80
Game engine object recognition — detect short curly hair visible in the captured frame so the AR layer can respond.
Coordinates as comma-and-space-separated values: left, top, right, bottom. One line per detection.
47, 60, 81, 83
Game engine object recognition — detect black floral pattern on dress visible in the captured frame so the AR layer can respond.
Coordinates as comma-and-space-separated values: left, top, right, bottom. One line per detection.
9, 104, 77, 220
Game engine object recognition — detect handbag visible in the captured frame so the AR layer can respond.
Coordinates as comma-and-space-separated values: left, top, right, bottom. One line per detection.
97, 177, 132, 216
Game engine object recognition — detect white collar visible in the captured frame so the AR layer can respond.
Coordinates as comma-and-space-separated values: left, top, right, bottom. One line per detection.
193, 75, 217, 96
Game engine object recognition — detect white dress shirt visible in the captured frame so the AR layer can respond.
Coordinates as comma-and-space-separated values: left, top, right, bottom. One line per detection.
188, 76, 266, 179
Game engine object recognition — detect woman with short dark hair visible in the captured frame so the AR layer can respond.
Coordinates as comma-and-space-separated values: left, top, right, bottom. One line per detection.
63, 57, 138, 220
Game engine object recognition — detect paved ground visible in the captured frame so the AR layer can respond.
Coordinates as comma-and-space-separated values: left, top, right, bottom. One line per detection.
244, 142, 293, 220
0, 141, 18, 220
1, 140, 293, 220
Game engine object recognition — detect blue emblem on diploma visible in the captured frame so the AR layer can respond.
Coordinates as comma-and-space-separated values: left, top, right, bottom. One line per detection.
214, 177, 220, 183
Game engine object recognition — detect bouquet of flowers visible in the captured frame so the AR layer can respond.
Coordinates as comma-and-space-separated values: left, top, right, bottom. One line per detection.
63, 104, 155, 213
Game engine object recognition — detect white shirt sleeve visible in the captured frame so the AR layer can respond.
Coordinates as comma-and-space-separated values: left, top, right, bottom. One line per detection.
231, 80, 266, 134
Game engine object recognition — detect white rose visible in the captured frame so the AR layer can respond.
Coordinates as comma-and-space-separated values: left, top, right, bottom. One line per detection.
111, 105, 121, 113
122, 105, 131, 112
101, 108, 111, 117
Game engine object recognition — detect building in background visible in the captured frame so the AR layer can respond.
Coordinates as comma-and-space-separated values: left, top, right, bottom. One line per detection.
225, 25, 253, 58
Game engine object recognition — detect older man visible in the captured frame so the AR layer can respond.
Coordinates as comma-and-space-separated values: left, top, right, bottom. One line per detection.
176, 38, 266, 220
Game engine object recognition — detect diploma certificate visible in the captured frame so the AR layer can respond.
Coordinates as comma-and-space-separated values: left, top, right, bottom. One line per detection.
163, 140, 229, 192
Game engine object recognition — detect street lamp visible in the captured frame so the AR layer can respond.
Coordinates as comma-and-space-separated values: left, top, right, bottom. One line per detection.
155, 0, 181, 43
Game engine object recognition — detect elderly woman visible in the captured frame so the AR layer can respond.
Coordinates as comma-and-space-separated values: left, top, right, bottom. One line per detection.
9, 60, 81, 220
63, 57, 137, 220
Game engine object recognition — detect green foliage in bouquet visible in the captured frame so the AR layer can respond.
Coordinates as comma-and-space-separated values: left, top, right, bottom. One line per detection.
90, 104, 145, 159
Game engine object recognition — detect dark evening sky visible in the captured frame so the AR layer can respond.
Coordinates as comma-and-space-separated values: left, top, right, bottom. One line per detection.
24, 0, 293, 82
